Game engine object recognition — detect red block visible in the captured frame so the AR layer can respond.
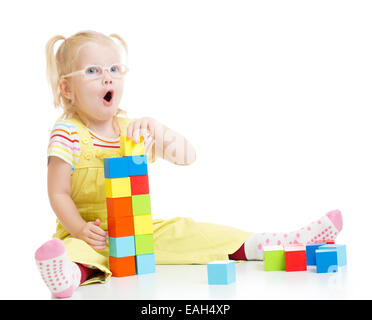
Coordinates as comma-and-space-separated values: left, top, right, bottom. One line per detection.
130, 175, 149, 195
284, 245, 307, 272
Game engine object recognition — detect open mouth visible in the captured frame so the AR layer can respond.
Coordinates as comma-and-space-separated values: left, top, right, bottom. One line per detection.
103, 90, 114, 105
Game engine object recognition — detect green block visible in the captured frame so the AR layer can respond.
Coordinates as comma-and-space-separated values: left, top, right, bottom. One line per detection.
263, 245, 286, 271
135, 234, 154, 255
132, 194, 151, 216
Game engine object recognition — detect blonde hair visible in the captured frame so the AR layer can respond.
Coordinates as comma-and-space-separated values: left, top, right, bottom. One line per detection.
46, 30, 128, 133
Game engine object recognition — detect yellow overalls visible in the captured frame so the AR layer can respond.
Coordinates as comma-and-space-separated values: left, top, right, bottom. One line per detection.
52, 117, 251, 285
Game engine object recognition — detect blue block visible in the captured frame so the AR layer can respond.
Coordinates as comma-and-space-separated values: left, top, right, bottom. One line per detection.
306, 243, 326, 265
128, 155, 148, 176
136, 253, 156, 274
109, 236, 135, 258
207, 260, 236, 285
318, 244, 347, 266
104, 157, 130, 178
315, 249, 338, 273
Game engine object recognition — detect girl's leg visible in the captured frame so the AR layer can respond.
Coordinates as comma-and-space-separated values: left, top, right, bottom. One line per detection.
35, 238, 91, 298
229, 209, 343, 261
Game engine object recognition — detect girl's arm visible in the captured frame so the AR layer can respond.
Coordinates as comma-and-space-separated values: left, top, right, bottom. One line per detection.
127, 117, 196, 165
48, 156, 107, 250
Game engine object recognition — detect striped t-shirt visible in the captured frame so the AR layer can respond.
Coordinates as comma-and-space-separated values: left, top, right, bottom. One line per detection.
48, 119, 131, 171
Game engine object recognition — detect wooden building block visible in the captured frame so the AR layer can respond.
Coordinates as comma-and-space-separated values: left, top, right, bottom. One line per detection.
105, 177, 131, 198
132, 194, 151, 216
130, 174, 150, 195
133, 214, 153, 235
109, 236, 136, 258
134, 234, 154, 255
106, 197, 132, 219
108, 216, 135, 238
120, 136, 145, 157
318, 244, 347, 266
284, 244, 307, 272
136, 253, 156, 275
104, 157, 130, 179
128, 155, 148, 176
263, 245, 286, 271
315, 249, 338, 273
207, 260, 236, 285
305, 243, 326, 266
109, 256, 136, 277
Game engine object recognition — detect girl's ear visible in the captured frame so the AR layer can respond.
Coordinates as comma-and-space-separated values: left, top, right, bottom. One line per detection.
59, 78, 74, 100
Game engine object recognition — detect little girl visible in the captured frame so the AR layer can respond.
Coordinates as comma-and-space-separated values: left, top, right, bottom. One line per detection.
35, 30, 343, 298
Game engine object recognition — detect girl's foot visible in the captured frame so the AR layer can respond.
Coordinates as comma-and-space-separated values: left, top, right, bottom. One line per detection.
233, 209, 343, 260
35, 239, 81, 298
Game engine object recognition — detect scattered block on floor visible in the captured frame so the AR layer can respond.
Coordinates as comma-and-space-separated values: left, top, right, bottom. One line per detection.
315, 249, 338, 273
305, 243, 326, 266
318, 244, 347, 266
263, 245, 286, 271
207, 260, 236, 285
284, 244, 307, 272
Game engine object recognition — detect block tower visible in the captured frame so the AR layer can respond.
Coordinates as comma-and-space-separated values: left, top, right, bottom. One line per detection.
104, 136, 155, 277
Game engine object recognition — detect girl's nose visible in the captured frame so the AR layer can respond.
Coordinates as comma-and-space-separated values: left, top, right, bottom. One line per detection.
102, 71, 113, 85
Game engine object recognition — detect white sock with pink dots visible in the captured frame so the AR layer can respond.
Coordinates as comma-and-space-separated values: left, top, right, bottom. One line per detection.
244, 210, 343, 260
35, 238, 81, 298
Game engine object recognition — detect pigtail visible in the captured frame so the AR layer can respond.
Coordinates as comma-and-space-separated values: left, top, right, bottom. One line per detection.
45, 35, 65, 108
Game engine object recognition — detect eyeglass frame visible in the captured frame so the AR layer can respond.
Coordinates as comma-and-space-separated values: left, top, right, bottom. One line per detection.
60, 63, 129, 80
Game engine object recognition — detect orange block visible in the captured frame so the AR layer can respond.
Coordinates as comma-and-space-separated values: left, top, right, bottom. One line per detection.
109, 256, 136, 277
108, 216, 135, 237
106, 197, 132, 219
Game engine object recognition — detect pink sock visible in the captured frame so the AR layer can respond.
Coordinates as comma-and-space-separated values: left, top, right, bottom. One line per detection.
35, 239, 81, 298
234, 209, 343, 261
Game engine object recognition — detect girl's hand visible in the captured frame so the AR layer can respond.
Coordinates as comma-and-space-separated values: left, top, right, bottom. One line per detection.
76, 219, 107, 250
127, 117, 159, 144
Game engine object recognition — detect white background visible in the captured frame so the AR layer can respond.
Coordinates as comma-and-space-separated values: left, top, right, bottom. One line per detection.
0, 0, 371, 299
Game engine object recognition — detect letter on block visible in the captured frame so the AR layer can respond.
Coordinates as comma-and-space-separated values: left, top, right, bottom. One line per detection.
318, 244, 347, 266
109, 256, 136, 277
207, 260, 236, 285
315, 249, 338, 273
128, 155, 148, 176
136, 253, 156, 275
263, 245, 286, 271
305, 243, 326, 266
284, 244, 307, 272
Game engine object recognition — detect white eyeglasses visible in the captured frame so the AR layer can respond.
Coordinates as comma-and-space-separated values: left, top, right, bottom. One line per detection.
61, 63, 128, 80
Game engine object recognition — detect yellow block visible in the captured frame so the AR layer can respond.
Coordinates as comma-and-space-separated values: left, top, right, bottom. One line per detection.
120, 136, 145, 156
105, 178, 131, 198
133, 214, 153, 235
